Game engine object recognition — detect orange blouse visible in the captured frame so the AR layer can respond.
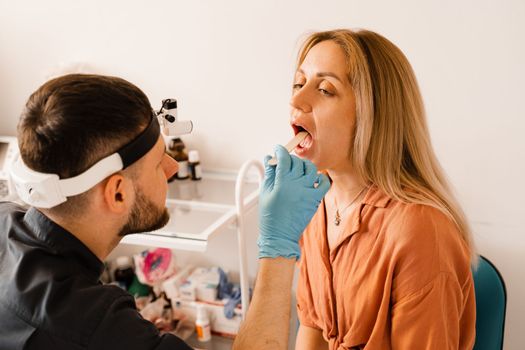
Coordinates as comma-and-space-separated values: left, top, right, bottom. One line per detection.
297, 186, 476, 349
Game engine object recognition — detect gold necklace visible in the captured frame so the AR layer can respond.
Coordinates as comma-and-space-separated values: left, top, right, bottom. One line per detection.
333, 186, 368, 226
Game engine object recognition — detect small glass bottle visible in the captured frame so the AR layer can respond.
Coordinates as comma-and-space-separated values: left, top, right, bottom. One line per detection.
167, 138, 189, 181
188, 150, 202, 181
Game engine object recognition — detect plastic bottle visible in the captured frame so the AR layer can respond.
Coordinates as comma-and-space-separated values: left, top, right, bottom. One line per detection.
167, 138, 189, 181
195, 304, 211, 342
114, 256, 135, 290
188, 150, 202, 181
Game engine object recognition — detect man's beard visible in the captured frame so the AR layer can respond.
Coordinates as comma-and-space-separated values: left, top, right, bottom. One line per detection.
119, 189, 170, 237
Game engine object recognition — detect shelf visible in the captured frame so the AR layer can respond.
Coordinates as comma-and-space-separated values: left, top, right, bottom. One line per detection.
166, 171, 258, 206
121, 170, 260, 252
121, 160, 265, 321
185, 332, 233, 350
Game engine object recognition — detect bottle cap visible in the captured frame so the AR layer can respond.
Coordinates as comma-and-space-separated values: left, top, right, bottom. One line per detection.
116, 256, 132, 269
188, 150, 200, 163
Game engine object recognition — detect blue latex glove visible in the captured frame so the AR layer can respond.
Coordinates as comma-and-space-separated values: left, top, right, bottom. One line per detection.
258, 145, 330, 259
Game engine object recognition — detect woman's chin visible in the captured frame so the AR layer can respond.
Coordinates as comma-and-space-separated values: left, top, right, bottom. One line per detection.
295, 147, 324, 169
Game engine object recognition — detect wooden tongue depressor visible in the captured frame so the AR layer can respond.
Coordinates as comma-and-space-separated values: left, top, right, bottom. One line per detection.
268, 131, 309, 166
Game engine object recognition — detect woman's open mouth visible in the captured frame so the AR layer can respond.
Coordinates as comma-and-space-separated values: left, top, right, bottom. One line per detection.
292, 124, 313, 154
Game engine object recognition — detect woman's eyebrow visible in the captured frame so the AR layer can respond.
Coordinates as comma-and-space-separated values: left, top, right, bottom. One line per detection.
316, 72, 343, 83
296, 69, 343, 84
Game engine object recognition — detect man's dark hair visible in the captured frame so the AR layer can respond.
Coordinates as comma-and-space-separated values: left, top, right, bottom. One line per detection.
17, 74, 153, 214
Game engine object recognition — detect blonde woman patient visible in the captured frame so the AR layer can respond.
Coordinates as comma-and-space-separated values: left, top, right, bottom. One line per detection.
292, 29, 476, 350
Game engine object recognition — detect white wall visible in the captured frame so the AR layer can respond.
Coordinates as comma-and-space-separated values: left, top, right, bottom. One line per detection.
1, 0, 524, 348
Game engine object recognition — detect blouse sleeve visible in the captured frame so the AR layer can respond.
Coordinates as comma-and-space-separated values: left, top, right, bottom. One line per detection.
388, 205, 476, 350
390, 271, 475, 349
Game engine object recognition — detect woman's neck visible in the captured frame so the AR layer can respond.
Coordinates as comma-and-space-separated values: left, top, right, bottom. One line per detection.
326, 166, 367, 205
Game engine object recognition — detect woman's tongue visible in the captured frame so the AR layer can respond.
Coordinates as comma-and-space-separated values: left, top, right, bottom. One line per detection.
298, 132, 313, 149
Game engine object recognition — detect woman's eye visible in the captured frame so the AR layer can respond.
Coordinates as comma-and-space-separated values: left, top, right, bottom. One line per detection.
293, 83, 303, 90
319, 88, 334, 96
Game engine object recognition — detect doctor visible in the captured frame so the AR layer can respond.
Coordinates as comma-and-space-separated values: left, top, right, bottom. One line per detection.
0, 74, 329, 350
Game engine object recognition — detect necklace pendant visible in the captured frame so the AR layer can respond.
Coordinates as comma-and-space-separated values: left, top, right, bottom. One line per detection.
334, 210, 341, 226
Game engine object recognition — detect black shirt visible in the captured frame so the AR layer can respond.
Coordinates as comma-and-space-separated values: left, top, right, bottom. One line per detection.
0, 202, 192, 350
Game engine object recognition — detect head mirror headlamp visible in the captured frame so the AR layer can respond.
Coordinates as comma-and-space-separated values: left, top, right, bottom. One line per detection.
10, 99, 193, 208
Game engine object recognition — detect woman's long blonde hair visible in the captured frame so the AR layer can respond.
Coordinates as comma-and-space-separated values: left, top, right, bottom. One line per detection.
298, 29, 475, 262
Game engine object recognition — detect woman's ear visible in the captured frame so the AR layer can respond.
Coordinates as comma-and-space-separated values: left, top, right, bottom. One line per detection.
102, 173, 132, 214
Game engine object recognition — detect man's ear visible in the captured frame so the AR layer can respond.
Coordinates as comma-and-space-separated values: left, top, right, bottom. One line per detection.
102, 173, 132, 214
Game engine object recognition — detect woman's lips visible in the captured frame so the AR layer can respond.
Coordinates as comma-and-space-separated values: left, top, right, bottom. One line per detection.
291, 122, 308, 135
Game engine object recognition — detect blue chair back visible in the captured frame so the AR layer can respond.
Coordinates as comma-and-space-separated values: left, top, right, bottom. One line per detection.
472, 255, 507, 350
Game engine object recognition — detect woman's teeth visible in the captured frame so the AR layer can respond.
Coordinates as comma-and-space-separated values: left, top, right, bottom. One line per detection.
299, 133, 312, 148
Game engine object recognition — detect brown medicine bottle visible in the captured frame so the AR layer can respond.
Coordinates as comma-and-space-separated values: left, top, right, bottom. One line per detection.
167, 138, 189, 181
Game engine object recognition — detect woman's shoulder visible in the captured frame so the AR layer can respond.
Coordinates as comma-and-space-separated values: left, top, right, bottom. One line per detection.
376, 192, 471, 274
364, 185, 458, 240
387, 200, 456, 236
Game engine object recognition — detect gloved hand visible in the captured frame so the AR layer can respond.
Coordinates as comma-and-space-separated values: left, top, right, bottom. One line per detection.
258, 145, 330, 260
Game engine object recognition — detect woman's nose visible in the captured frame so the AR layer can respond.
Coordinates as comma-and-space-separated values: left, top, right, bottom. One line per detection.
289, 88, 312, 113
